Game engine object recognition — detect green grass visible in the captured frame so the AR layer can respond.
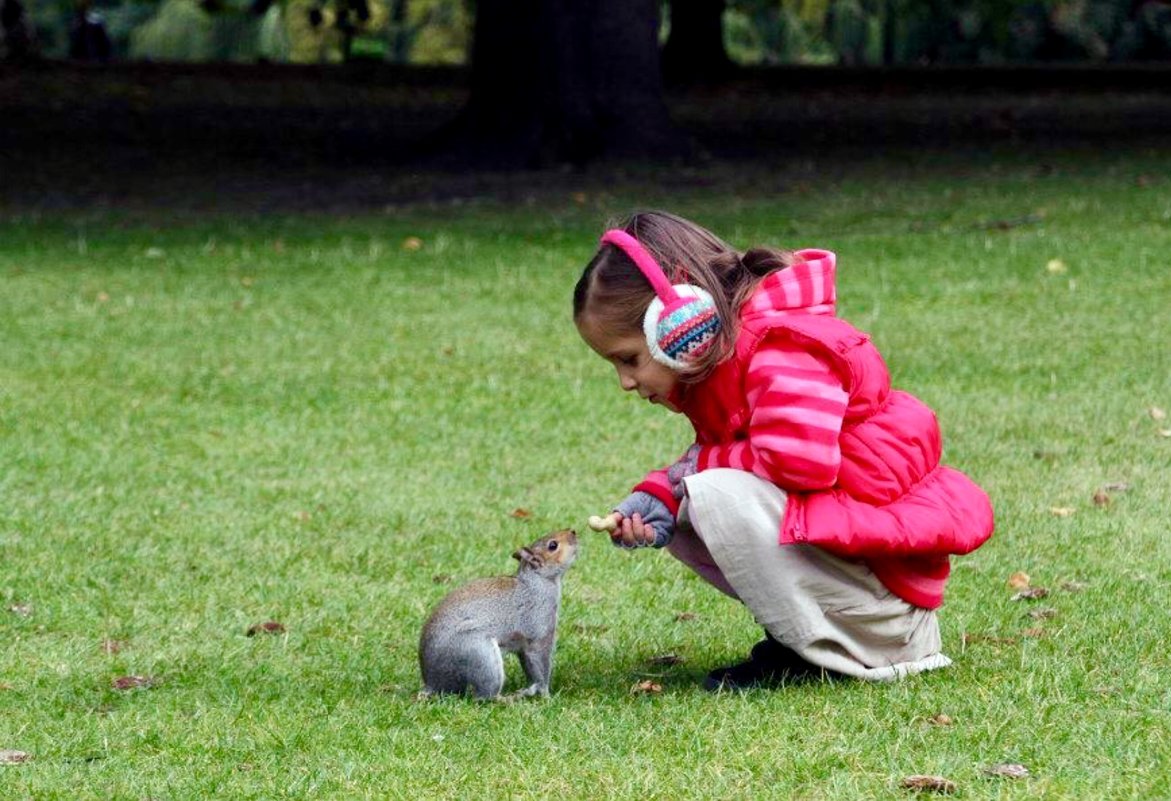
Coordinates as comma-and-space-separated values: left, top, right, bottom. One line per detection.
2, 147, 1170, 799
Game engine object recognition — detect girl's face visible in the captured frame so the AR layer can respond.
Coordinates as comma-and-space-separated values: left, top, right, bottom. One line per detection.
576, 313, 680, 411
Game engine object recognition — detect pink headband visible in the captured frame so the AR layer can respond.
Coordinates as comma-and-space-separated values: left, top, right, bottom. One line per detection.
599, 228, 722, 371
600, 229, 680, 303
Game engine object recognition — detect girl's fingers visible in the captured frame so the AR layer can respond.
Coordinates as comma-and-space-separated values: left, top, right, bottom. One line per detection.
620, 518, 638, 548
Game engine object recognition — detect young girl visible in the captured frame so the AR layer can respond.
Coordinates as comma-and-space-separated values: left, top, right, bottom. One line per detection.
573, 210, 994, 690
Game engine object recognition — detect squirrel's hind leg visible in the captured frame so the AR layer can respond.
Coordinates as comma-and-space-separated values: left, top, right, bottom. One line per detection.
466, 639, 507, 700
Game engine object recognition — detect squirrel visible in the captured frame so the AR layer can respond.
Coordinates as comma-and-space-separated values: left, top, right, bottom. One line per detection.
418, 529, 578, 700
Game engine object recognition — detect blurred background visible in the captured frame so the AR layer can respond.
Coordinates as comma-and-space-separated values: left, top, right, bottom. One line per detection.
2, 0, 1169, 209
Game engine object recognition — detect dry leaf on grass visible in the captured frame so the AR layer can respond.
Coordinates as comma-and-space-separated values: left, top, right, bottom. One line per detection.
7, 604, 31, 617
246, 621, 286, 637
431, 574, 453, 584
1011, 587, 1050, 601
1007, 571, 1031, 590
401, 237, 423, 251
0, 749, 31, 764
1045, 259, 1068, 274
984, 763, 1030, 779
1049, 507, 1075, 518
509, 508, 533, 519
1150, 407, 1167, 421
112, 675, 156, 691
901, 775, 957, 794
673, 612, 698, 622
963, 632, 1018, 646
1021, 627, 1047, 638
570, 623, 610, 635
1092, 490, 1111, 507
631, 680, 663, 695
926, 713, 954, 726
101, 639, 128, 654
1060, 580, 1088, 593
1027, 608, 1058, 620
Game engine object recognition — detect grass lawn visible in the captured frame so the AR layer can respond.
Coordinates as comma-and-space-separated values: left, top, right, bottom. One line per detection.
2, 146, 1170, 799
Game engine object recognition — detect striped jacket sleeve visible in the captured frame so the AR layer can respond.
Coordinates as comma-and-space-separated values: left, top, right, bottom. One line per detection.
696, 336, 849, 490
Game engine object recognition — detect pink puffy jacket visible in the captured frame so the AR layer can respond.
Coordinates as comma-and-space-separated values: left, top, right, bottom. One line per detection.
636, 251, 994, 609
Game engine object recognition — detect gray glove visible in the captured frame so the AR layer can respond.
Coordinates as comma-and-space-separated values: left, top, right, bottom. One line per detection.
613, 492, 675, 548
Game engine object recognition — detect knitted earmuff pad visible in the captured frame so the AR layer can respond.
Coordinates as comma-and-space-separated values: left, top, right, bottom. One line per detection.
644, 286, 721, 370
601, 228, 724, 372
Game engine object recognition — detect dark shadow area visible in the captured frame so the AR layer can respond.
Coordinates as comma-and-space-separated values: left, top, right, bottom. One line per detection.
2, 61, 1169, 212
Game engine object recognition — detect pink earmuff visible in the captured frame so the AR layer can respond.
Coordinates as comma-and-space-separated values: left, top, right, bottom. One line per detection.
600, 229, 722, 371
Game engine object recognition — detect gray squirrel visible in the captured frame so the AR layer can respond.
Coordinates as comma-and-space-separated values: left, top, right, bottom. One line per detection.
418, 529, 578, 700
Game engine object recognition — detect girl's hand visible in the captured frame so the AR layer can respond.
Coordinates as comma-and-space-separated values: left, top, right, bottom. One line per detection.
604, 491, 675, 548
613, 512, 659, 548
667, 444, 701, 499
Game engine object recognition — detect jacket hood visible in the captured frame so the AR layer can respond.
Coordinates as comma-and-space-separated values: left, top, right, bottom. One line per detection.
739, 249, 837, 322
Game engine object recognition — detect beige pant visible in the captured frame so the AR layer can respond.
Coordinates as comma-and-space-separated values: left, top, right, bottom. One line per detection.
671, 469, 950, 681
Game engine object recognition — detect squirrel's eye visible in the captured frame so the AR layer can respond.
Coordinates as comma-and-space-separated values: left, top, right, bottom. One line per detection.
547, 541, 559, 551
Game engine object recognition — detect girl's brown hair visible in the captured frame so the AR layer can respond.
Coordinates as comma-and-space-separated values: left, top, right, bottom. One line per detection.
572, 210, 798, 380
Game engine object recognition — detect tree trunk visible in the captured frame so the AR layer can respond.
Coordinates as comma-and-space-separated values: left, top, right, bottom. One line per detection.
661, 0, 732, 84
445, 0, 690, 167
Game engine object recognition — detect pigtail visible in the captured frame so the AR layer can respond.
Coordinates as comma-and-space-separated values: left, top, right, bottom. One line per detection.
741, 247, 796, 277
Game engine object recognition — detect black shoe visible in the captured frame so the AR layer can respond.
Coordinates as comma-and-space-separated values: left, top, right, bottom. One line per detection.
703, 636, 831, 691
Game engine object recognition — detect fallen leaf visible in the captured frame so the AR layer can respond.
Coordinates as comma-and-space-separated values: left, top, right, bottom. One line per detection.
145, 247, 165, 259
1026, 608, 1058, 620
674, 612, 698, 622
0, 749, 31, 764
509, 508, 533, 519
1060, 580, 1088, 593
101, 639, 128, 654
926, 713, 954, 726
402, 237, 423, 251
7, 604, 31, 617
901, 775, 957, 794
1150, 407, 1167, 421
431, 574, 453, 584
1011, 587, 1050, 601
1021, 627, 1046, 638
646, 653, 685, 667
1045, 259, 1067, 274
1006, 571, 1031, 590
0, 683, 13, 691
963, 632, 1018, 646
294, 510, 311, 522
96, 291, 110, 303
112, 675, 156, 691
1092, 490, 1111, 507
631, 680, 663, 695
1159, 429, 1171, 438
246, 620, 286, 637
1102, 482, 1131, 493
983, 763, 1030, 779
570, 623, 610, 635
571, 192, 588, 204
1049, 507, 1075, 518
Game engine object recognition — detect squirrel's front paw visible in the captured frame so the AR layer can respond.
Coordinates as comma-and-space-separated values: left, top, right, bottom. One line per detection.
507, 684, 549, 701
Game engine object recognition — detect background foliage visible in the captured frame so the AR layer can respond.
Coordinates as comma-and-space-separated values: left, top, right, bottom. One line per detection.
8, 0, 1171, 65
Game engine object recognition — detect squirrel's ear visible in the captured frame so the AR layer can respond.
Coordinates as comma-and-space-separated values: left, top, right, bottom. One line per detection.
512, 547, 540, 569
